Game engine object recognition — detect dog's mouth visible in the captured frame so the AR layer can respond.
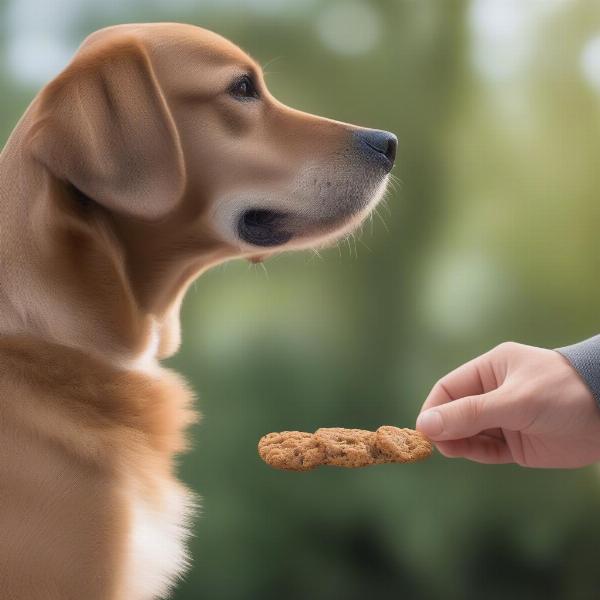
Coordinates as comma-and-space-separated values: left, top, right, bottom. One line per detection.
238, 209, 293, 247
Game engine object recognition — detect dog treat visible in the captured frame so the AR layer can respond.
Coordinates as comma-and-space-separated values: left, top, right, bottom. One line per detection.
258, 426, 432, 471
257, 431, 325, 471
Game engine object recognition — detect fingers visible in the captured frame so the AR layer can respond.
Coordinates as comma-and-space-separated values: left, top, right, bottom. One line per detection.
420, 353, 498, 414
416, 389, 517, 441
435, 434, 514, 464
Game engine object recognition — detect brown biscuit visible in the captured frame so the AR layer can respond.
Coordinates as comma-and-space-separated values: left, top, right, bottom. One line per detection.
314, 427, 379, 467
258, 426, 432, 471
374, 426, 433, 463
257, 431, 325, 471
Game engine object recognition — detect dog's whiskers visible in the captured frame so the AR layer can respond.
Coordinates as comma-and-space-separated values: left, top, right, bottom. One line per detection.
380, 197, 392, 217
259, 262, 269, 280
358, 238, 373, 253
373, 205, 390, 233
345, 235, 353, 259
262, 56, 283, 75
247, 261, 270, 280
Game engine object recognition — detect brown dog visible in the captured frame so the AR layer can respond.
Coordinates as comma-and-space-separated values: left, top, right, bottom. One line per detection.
0, 22, 396, 599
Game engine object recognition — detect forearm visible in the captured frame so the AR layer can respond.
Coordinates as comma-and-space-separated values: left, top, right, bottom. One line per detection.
556, 334, 600, 407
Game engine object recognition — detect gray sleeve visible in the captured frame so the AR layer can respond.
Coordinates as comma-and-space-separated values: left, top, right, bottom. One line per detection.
555, 334, 600, 407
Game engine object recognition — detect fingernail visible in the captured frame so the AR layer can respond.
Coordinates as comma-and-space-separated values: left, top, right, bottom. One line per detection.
416, 410, 443, 437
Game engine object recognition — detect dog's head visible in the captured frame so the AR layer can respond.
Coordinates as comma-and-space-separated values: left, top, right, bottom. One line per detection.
29, 23, 396, 262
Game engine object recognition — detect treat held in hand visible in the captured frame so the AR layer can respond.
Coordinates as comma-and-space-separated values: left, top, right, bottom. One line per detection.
258, 426, 432, 471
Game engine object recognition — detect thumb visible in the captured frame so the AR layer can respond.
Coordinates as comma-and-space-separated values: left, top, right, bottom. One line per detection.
416, 389, 509, 441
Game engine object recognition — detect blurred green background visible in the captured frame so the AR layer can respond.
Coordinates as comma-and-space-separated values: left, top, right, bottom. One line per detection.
3, 0, 600, 598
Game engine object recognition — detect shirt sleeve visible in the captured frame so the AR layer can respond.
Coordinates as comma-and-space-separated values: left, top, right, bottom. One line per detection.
555, 334, 600, 407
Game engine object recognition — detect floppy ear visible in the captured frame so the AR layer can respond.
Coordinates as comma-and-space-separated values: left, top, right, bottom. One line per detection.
28, 38, 186, 220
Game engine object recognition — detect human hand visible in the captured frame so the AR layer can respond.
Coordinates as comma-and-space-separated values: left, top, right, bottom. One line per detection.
416, 342, 600, 468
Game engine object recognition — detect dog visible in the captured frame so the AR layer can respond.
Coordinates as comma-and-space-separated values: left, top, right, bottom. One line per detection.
0, 22, 396, 599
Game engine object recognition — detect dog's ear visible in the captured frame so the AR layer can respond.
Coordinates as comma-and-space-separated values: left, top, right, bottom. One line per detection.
28, 38, 185, 220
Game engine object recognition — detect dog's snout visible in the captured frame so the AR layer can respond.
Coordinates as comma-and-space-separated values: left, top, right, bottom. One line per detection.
354, 129, 397, 171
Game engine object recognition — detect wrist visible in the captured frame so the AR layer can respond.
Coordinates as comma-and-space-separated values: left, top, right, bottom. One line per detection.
555, 335, 600, 408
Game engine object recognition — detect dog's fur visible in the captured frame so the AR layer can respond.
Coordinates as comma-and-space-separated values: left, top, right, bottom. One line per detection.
0, 23, 394, 599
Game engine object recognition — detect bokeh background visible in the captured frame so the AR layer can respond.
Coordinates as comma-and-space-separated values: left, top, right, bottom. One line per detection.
2, 0, 600, 598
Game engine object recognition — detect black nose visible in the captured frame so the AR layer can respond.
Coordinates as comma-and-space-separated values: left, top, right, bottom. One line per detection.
354, 129, 397, 171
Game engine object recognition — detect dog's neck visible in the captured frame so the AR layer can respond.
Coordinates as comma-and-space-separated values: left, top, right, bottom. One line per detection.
0, 123, 229, 369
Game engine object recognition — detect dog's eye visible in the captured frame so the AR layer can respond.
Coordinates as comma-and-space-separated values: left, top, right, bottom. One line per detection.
229, 75, 259, 101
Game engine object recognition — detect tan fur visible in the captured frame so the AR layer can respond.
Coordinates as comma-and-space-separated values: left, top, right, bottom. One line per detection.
0, 336, 196, 599
0, 22, 393, 599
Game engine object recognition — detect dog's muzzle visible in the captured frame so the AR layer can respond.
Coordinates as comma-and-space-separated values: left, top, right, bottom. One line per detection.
237, 129, 397, 248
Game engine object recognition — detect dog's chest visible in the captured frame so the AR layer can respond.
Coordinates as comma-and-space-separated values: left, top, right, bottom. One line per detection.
123, 480, 196, 600
113, 366, 198, 599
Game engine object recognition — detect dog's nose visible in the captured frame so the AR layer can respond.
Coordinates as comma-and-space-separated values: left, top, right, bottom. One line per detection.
354, 129, 397, 171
